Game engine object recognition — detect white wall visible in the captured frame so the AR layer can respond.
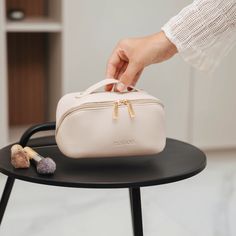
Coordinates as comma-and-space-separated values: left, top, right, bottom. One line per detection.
192, 46, 236, 149
63, 0, 193, 142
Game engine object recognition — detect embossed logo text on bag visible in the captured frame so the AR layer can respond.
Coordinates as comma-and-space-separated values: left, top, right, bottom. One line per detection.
113, 139, 136, 146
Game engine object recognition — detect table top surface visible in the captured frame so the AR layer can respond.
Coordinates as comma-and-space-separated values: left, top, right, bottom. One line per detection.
0, 137, 206, 189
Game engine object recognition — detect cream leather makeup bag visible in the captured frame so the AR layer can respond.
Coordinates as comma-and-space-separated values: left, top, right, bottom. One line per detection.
55, 79, 166, 158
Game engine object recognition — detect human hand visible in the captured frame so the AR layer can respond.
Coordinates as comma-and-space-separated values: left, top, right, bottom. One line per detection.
105, 31, 177, 92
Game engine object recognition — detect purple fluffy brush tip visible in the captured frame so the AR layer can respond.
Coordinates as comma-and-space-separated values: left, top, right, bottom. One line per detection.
37, 157, 56, 174
24, 147, 56, 175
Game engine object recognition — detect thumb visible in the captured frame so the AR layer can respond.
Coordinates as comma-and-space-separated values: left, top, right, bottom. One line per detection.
116, 62, 141, 92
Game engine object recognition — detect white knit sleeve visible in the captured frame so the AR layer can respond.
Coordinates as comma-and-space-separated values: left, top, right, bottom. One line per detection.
161, 0, 236, 72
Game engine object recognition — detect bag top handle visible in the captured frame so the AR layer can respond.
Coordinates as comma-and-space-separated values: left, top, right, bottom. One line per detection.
81, 78, 141, 97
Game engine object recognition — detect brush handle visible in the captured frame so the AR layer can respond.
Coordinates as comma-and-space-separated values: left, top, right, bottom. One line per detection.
24, 147, 42, 163
31, 155, 41, 163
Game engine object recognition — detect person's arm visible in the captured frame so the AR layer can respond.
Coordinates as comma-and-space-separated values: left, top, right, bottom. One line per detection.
105, 32, 177, 91
162, 0, 236, 72
106, 0, 236, 92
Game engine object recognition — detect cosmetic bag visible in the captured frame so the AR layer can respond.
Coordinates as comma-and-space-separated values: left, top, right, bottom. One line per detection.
55, 78, 166, 158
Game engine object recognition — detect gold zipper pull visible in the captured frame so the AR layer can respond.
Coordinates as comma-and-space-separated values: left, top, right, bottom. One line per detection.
113, 101, 119, 120
126, 100, 135, 118
113, 99, 135, 119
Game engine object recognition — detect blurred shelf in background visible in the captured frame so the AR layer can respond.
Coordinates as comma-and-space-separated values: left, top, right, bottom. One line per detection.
6, 18, 62, 32
0, 0, 62, 144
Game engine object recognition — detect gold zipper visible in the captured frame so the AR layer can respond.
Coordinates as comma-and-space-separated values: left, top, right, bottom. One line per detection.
113, 99, 135, 120
56, 99, 163, 134
113, 101, 119, 120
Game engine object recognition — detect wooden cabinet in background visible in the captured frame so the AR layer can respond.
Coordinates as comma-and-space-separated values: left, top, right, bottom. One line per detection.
8, 33, 47, 125
0, 0, 62, 146
6, 0, 49, 126
6, 0, 46, 17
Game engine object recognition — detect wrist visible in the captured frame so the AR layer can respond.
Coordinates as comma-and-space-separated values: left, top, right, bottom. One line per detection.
150, 31, 178, 63
162, 31, 178, 55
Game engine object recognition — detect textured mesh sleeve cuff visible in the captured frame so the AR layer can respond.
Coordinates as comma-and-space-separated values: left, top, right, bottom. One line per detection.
161, 0, 236, 72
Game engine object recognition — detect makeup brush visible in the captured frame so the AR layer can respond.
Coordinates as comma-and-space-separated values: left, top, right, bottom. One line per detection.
11, 144, 30, 169
24, 147, 56, 175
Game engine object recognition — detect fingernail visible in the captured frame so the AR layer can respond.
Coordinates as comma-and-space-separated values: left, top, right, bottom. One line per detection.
116, 82, 126, 92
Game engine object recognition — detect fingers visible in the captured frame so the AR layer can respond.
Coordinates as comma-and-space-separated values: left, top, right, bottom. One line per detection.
127, 69, 143, 91
106, 49, 121, 78
107, 61, 126, 91
114, 62, 127, 88
115, 61, 127, 79
116, 62, 143, 92
105, 53, 143, 92
105, 40, 144, 92
105, 49, 123, 91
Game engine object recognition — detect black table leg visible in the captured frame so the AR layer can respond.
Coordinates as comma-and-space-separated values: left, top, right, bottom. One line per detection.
129, 187, 143, 236
0, 177, 15, 226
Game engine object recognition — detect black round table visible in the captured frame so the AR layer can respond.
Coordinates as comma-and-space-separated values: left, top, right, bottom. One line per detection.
0, 122, 206, 236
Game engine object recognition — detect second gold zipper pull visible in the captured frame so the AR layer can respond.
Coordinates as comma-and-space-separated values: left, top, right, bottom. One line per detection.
113, 101, 119, 119
126, 100, 135, 118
